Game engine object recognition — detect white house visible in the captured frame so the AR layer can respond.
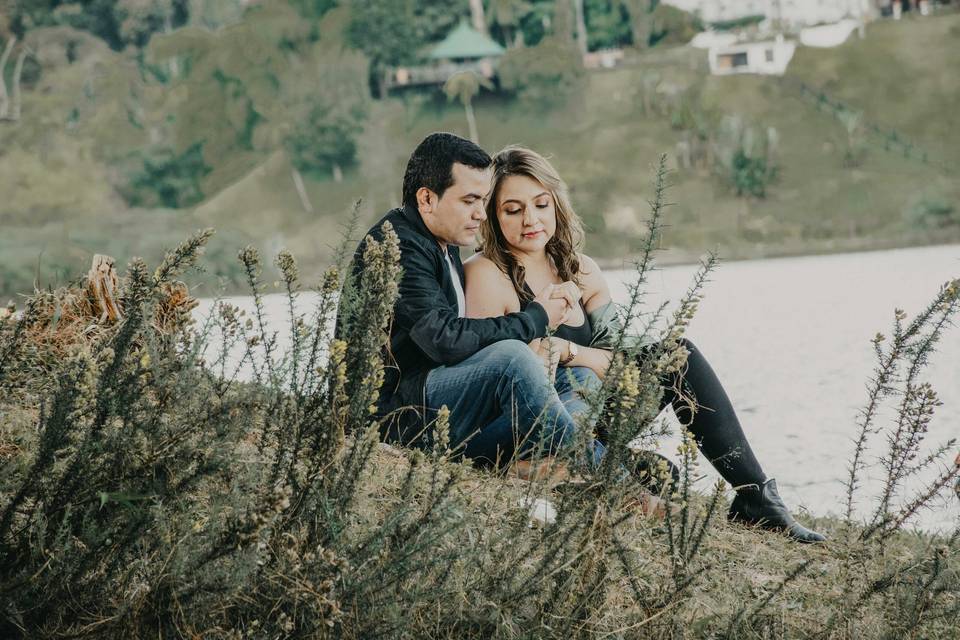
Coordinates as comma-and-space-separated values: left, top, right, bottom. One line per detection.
707, 34, 797, 75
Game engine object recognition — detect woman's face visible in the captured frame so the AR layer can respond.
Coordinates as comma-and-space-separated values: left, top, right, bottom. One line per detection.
495, 174, 557, 255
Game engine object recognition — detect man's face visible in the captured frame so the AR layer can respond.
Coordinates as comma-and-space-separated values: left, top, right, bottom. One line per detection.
419, 163, 492, 247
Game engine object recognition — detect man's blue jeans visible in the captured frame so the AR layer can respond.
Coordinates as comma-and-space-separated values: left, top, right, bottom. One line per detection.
425, 340, 603, 467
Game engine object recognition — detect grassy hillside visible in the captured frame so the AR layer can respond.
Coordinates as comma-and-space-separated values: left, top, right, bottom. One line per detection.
3, 11, 959, 298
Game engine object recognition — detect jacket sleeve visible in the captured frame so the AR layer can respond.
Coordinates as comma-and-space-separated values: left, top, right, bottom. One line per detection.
394, 238, 549, 365
588, 301, 655, 352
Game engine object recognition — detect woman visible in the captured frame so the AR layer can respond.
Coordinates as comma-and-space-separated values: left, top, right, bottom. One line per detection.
463, 146, 825, 543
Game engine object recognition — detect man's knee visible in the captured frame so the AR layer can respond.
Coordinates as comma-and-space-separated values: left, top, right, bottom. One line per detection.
484, 339, 544, 379
483, 338, 532, 360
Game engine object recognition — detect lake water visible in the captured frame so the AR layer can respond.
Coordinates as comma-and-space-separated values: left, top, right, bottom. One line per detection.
195, 244, 960, 533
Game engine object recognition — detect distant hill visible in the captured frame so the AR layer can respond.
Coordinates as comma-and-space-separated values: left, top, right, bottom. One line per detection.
3, 8, 959, 298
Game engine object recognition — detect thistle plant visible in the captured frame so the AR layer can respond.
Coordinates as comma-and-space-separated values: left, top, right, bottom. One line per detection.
819, 278, 960, 639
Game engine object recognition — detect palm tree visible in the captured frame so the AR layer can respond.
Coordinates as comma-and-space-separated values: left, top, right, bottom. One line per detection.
469, 0, 487, 34
444, 71, 491, 144
0, 36, 27, 123
573, 0, 588, 56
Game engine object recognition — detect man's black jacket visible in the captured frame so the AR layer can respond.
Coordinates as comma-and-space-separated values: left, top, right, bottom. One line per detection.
341, 204, 550, 445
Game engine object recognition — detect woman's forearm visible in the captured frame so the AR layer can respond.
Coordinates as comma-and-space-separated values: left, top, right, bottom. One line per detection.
568, 345, 613, 379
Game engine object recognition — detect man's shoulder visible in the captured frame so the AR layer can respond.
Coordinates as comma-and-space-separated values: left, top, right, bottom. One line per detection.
363, 208, 433, 249
353, 207, 440, 276
363, 207, 406, 241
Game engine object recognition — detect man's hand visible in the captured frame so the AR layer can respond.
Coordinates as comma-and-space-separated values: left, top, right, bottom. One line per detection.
534, 282, 581, 329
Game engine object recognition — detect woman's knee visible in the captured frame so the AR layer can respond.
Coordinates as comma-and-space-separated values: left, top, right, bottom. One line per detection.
562, 366, 602, 393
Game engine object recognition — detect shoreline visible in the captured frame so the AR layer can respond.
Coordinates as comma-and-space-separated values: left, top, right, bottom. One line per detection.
593, 234, 960, 270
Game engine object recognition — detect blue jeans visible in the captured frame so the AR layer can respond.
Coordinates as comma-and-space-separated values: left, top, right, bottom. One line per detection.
425, 340, 603, 467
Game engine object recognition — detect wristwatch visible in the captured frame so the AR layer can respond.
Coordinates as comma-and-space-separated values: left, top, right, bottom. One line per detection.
559, 341, 578, 366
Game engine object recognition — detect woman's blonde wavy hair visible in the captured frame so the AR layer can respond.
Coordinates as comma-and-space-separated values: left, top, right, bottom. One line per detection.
480, 146, 585, 302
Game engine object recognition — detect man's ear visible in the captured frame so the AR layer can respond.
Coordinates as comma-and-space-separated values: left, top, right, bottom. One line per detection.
416, 187, 436, 216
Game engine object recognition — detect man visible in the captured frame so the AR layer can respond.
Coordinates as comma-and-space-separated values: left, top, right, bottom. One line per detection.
342, 132, 580, 468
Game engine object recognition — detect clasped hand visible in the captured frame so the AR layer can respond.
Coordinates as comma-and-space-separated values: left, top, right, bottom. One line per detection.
533, 281, 581, 329
530, 282, 580, 382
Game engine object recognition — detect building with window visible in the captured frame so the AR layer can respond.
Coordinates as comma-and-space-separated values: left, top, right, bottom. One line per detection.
708, 34, 796, 75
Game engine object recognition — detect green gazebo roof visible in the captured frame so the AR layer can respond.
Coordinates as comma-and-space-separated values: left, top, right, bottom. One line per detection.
429, 21, 506, 60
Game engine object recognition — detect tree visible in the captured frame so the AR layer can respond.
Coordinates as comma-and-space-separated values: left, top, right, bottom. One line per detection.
498, 33, 585, 110
487, 0, 532, 48
649, 2, 702, 46
573, 0, 587, 54
285, 102, 364, 182
514, 0, 554, 47
619, 0, 653, 49
468, 0, 486, 33
583, 0, 630, 50
117, 0, 187, 48
122, 142, 212, 207
0, 35, 28, 122
443, 70, 490, 144
283, 43, 369, 184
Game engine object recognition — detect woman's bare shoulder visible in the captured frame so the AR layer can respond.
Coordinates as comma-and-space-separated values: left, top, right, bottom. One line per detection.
578, 253, 611, 307
578, 254, 608, 289
464, 254, 520, 315
464, 254, 509, 281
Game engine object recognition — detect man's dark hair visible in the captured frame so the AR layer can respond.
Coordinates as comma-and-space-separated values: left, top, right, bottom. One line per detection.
401, 132, 491, 209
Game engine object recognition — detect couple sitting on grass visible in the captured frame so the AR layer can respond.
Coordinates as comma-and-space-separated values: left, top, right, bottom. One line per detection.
344, 132, 825, 543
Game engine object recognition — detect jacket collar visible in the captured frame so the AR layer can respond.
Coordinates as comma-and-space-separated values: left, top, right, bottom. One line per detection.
401, 204, 455, 258
401, 204, 435, 242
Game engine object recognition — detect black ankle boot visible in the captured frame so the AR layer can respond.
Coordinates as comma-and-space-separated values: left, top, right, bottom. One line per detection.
728, 478, 826, 543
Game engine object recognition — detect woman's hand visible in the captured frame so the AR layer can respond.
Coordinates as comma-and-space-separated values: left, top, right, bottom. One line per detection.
534, 282, 580, 329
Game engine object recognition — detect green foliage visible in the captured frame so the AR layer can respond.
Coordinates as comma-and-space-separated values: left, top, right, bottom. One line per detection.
9, 0, 190, 49
487, 0, 533, 47
288, 0, 338, 19
713, 115, 779, 198
515, 0, 555, 47
730, 149, 775, 198
285, 103, 363, 177
649, 2, 703, 47
584, 0, 631, 50
904, 191, 958, 230
122, 142, 212, 207
116, 0, 190, 48
344, 0, 417, 69
497, 34, 585, 110
710, 13, 765, 32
